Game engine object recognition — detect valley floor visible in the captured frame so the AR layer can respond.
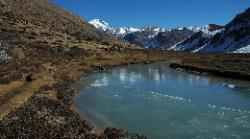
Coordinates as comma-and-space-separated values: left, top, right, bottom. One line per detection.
0, 43, 170, 139
0, 43, 250, 138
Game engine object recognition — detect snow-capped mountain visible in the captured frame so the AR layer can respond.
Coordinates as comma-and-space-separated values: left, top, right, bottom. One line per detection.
233, 45, 250, 53
89, 8, 250, 53
169, 8, 250, 53
141, 27, 194, 49
122, 26, 169, 48
88, 19, 139, 37
168, 24, 224, 51
89, 19, 201, 49
115, 27, 140, 36
88, 19, 114, 33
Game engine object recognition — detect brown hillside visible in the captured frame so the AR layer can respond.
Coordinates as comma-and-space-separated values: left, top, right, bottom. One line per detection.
0, 0, 136, 48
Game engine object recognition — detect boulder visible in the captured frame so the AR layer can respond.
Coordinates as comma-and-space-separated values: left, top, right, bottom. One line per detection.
25, 73, 33, 82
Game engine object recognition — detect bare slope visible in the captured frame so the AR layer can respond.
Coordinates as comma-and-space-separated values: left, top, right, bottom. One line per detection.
0, 0, 137, 49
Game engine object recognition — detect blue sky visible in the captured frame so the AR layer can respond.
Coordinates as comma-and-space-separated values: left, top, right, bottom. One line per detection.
52, 0, 249, 28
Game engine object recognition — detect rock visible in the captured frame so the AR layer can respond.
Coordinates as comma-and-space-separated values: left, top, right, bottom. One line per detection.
104, 128, 129, 139
25, 73, 33, 82
97, 66, 105, 72
104, 48, 111, 51
143, 61, 151, 64
131, 134, 147, 139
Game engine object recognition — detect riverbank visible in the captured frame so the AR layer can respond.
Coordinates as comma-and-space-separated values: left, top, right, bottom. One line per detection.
1, 45, 250, 138
169, 53, 250, 81
0, 44, 171, 138
169, 63, 250, 81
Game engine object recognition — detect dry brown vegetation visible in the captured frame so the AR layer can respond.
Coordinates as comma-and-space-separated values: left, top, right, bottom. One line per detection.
169, 53, 250, 80
0, 40, 172, 138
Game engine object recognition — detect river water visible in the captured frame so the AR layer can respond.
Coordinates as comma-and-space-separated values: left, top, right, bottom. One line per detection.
74, 62, 250, 139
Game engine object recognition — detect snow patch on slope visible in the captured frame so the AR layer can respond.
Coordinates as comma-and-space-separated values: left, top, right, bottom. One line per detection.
169, 25, 226, 52
169, 39, 199, 51
198, 35, 250, 53
233, 45, 250, 53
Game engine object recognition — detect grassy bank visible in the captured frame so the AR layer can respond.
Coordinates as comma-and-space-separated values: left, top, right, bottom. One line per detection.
1, 43, 250, 138
0, 43, 172, 139
168, 53, 250, 81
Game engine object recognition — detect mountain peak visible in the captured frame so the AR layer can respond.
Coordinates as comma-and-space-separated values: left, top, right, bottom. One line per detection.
88, 19, 140, 36
88, 19, 113, 32
89, 19, 109, 26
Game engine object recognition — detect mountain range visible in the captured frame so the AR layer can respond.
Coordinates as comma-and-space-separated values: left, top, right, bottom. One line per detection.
89, 19, 201, 49
89, 8, 250, 53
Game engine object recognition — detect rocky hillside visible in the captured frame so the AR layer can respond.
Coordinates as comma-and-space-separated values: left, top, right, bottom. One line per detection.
170, 8, 250, 53
0, 0, 135, 49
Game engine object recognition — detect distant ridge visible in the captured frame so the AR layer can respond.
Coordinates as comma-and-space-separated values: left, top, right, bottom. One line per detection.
88, 19, 221, 50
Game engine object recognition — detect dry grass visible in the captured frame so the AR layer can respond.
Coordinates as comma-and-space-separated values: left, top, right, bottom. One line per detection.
169, 52, 250, 80
0, 81, 23, 98
0, 76, 55, 120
